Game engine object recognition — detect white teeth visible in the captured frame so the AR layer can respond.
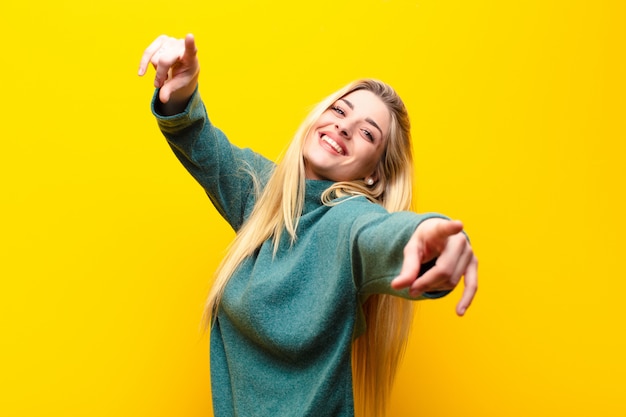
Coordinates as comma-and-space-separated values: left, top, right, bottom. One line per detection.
321, 135, 344, 155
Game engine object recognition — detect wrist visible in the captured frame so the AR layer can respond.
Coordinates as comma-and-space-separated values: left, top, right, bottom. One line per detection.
156, 82, 198, 116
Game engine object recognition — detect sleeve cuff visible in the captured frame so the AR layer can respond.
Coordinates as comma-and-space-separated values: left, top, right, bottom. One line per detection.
150, 85, 200, 120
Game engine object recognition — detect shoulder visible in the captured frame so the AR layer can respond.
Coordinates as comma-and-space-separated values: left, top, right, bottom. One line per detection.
319, 196, 416, 241
328, 196, 418, 227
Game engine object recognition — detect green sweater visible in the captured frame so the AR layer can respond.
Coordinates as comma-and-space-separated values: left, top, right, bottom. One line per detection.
153, 89, 448, 417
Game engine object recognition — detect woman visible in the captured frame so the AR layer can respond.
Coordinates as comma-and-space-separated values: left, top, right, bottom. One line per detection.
139, 34, 477, 417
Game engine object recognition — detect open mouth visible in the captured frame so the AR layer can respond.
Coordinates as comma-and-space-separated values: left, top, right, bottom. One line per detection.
320, 134, 346, 155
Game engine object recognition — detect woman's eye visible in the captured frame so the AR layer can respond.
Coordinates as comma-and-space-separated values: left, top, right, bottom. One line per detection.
331, 106, 345, 116
362, 129, 374, 141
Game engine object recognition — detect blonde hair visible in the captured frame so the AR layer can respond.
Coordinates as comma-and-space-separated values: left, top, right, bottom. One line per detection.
205, 79, 415, 417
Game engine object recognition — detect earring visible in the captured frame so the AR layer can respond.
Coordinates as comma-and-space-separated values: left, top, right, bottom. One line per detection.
366, 178, 374, 186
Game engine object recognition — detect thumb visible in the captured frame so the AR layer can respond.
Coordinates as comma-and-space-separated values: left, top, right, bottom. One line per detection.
159, 80, 173, 103
417, 219, 464, 260
435, 219, 464, 237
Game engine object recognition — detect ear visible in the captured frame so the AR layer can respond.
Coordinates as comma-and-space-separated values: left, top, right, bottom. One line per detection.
372, 163, 384, 183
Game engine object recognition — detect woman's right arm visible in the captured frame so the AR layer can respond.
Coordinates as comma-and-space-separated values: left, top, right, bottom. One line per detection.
138, 34, 273, 230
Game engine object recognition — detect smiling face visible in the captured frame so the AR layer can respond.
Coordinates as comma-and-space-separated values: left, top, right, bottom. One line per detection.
303, 89, 391, 182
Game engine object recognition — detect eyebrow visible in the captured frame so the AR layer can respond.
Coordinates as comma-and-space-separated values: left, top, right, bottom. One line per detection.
340, 98, 383, 137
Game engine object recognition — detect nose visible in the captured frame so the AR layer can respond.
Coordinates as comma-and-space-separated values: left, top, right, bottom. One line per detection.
334, 122, 352, 139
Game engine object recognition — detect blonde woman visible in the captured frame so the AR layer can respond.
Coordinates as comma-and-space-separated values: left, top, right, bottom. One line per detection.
139, 34, 478, 417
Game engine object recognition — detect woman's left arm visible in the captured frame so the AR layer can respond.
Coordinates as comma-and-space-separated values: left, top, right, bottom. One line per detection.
390, 219, 478, 316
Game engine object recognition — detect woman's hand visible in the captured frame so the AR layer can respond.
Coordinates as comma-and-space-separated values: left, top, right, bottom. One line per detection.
391, 218, 478, 316
138, 34, 200, 115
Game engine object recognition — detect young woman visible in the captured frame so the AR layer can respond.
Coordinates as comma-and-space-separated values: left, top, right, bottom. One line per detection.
139, 34, 478, 417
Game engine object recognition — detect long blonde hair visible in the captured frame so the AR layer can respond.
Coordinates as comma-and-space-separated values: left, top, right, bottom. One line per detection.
205, 79, 415, 417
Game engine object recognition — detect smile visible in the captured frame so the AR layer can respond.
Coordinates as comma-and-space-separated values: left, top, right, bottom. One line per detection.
321, 135, 345, 155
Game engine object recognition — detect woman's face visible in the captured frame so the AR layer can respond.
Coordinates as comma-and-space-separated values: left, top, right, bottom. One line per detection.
303, 89, 390, 182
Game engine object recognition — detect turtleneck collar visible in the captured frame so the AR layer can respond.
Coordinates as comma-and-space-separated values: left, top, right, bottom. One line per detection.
303, 179, 335, 213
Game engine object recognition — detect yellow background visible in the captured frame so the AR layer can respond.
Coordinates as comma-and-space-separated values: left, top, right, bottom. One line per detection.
1, 1, 624, 416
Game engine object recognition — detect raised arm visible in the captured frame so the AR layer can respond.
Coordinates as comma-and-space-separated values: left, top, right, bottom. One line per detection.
138, 34, 200, 115
138, 33, 273, 230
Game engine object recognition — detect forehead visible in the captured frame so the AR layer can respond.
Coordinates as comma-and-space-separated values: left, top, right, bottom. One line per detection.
340, 89, 391, 131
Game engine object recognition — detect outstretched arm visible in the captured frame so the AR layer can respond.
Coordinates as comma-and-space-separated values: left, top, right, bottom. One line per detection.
391, 219, 478, 316
138, 34, 200, 115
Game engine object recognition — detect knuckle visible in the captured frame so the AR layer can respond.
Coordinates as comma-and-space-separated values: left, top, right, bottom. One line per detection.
466, 280, 478, 292
402, 239, 417, 257
438, 264, 454, 279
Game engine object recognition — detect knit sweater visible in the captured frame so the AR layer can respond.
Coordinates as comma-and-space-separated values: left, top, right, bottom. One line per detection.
153, 88, 449, 417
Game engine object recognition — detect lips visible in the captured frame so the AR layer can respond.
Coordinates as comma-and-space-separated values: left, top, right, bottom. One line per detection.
320, 134, 346, 155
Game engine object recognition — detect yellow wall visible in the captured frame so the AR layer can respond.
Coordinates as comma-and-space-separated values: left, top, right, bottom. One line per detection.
1, 1, 624, 416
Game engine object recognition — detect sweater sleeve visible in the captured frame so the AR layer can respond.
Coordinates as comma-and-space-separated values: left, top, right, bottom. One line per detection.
151, 88, 274, 230
349, 209, 451, 300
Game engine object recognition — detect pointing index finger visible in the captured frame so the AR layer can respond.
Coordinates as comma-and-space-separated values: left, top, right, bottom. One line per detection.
182, 34, 197, 61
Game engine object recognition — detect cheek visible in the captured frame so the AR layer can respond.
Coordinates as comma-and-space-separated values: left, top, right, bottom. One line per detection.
369, 146, 386, 167
357, 150, 384, 176
302, 131, 316, 153
302, 132, 323, 165
370, 148, 387, 174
